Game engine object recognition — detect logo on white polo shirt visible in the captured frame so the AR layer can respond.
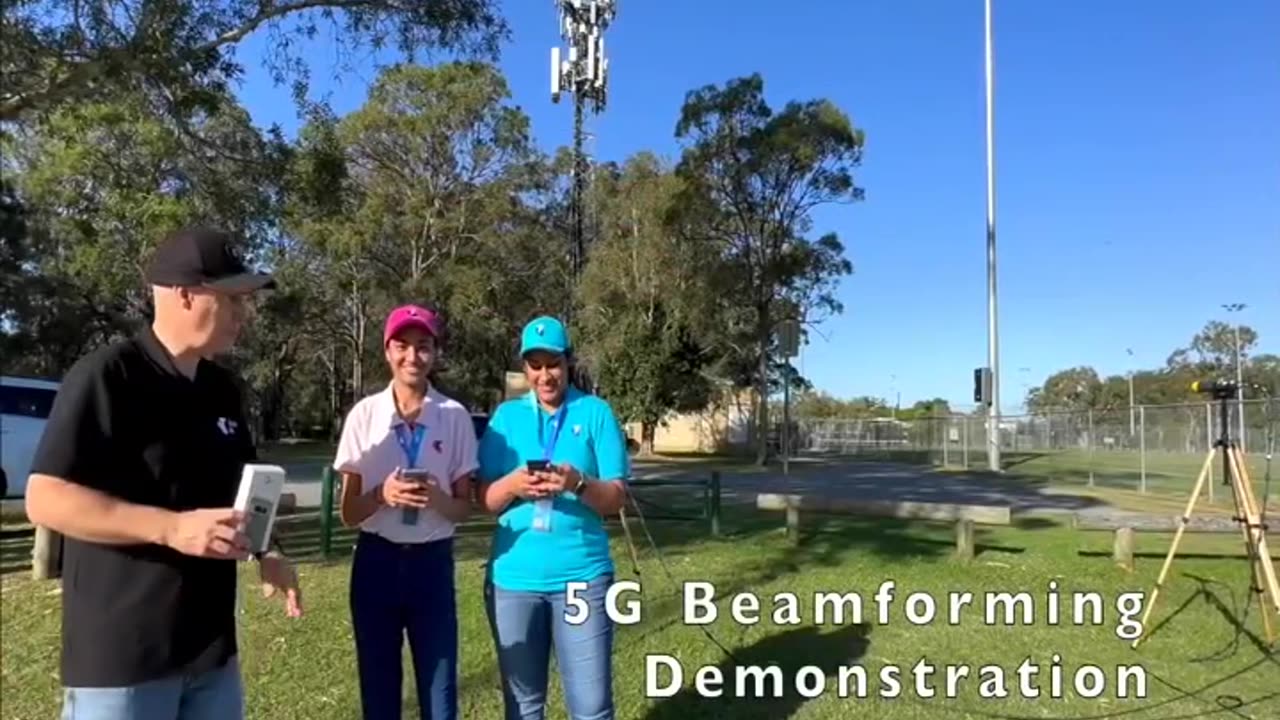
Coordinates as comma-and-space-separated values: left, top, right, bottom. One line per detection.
216, 417, 238, 436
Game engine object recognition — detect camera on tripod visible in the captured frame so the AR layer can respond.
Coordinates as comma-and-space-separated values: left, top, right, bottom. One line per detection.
1191, 378, 1239, 400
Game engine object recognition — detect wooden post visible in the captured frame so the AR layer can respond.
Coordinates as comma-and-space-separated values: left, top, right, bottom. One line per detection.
955, 519, 975, 560
707, 471, 721, 537
1113, 527, 1135, 572
32, 526, 63, 580
786, 503, 800, 546
319, 466, 335, 560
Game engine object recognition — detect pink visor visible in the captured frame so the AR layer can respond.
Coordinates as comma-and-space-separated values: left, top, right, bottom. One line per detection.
383, 304, 441, 345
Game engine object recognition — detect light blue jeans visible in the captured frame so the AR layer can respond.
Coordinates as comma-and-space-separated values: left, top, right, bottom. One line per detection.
484, 574, 614, 720
61, 656, 244, 720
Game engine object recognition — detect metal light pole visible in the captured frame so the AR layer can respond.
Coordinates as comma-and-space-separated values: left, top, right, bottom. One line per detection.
551, 0, 614, 284
1126, 348, 1135, 438
1223, 302, 1247, 451
890, 374, 898, 420
984, 0, 1002, 472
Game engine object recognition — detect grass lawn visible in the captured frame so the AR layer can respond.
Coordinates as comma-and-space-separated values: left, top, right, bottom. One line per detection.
4, 506, 1279, 719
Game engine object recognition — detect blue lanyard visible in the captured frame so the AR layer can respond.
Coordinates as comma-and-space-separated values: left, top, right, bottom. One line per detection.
394, 422, 427, 468
535, 396, 568, 462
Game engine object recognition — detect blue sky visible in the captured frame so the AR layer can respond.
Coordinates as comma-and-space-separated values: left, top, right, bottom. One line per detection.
230, 0, 1279, 414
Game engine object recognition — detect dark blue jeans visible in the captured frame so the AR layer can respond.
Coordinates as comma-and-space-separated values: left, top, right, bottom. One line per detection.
484, 573, 615, 720
350, 532, 458, 720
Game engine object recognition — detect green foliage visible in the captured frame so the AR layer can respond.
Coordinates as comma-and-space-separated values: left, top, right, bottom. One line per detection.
2, 92, 285, 375
575, 153, 719, 449
671, 73, 863, 461
1168, 320, 1259, 371
1, 0, 508, 122
3, 59, 870, 446
281, 61, 563, 417
1024, 321, 1276, 414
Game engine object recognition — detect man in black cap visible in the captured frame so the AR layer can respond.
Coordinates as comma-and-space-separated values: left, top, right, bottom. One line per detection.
25, 226, 303, 720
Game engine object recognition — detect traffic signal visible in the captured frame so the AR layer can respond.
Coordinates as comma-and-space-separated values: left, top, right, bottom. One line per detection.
974, 367, 992, 405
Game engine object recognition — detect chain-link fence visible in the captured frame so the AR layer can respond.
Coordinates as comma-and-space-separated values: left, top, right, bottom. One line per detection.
793, 398, 1279, 498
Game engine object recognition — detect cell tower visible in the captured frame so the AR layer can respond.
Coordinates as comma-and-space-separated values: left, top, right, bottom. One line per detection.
551, 0, 615, 282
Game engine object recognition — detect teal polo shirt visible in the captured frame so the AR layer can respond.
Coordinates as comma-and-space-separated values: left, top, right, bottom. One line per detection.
478, 387, 630, 592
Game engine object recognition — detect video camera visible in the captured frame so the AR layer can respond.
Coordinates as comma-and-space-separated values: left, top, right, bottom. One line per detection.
1191, 379, 1239, 400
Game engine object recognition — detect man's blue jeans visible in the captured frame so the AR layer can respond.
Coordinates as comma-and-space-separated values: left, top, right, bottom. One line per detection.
350, 532, 458, 720
484, 573, 615, 720
61, 656, 244, 720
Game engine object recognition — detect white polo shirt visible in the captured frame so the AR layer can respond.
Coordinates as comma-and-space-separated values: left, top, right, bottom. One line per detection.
332, 383, 479, 544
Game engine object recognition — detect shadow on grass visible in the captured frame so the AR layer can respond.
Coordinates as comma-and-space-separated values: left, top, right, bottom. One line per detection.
1078, 550, 1270, 563
640, 624, 870, 720
1001, 451, 1052, 470
788, 515, 1027, 561
1181, 572, 1280, 669
1013, 516, 1062, 530
456, 514, 853, 698
1135, 568, 1280, 669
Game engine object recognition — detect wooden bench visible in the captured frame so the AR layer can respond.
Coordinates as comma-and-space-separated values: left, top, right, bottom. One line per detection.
1071, 513, 1243, 572
755, 493, 1012, 560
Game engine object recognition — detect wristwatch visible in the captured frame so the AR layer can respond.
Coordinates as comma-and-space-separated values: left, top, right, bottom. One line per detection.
571, 474, 589, 495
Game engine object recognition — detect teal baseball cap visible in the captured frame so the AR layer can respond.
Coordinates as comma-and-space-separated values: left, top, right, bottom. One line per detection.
520, 316, 571, 357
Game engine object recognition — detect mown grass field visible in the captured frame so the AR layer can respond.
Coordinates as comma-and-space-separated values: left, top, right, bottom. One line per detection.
838, 446, 1276, 501
4, 503, 1279, 720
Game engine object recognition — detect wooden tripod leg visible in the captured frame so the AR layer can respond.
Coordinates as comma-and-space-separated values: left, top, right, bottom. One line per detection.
1226, 449, 1276, 647
1229, 449, 1280, 610
1227, 448, 1280, 642
1132, 448, 1217, 649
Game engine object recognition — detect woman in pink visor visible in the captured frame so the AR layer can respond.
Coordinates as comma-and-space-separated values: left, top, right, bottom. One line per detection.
330, 304, 479, 720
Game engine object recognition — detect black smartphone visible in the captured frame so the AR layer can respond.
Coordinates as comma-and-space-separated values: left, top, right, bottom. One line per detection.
400, 468, 433, 485
526, 459, 550, 472
398, 469, 433, 526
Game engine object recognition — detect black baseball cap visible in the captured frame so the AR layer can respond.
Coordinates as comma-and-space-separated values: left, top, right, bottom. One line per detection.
143, 226, 276, 292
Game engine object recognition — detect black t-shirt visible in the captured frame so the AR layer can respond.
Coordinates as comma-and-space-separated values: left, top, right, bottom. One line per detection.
29, 327, 257, 688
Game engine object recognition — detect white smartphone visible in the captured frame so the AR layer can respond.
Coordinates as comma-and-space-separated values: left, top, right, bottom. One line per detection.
234, 463, 287, 555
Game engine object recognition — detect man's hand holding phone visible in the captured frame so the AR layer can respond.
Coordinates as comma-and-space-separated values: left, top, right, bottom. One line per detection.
164, 508, 252, 560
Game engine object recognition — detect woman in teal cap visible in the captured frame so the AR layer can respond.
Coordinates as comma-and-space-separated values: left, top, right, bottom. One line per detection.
477, 315, 630, 720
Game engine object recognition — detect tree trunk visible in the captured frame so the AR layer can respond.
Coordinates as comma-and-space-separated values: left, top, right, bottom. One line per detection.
348, 276, 367, 404
261, 342, 295, 442
755, 310, 771, 466
641, 421, 657, 457
319, 341, 340, 441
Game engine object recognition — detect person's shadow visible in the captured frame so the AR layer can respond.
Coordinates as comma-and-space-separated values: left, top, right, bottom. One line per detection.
640, 623, 870, 720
